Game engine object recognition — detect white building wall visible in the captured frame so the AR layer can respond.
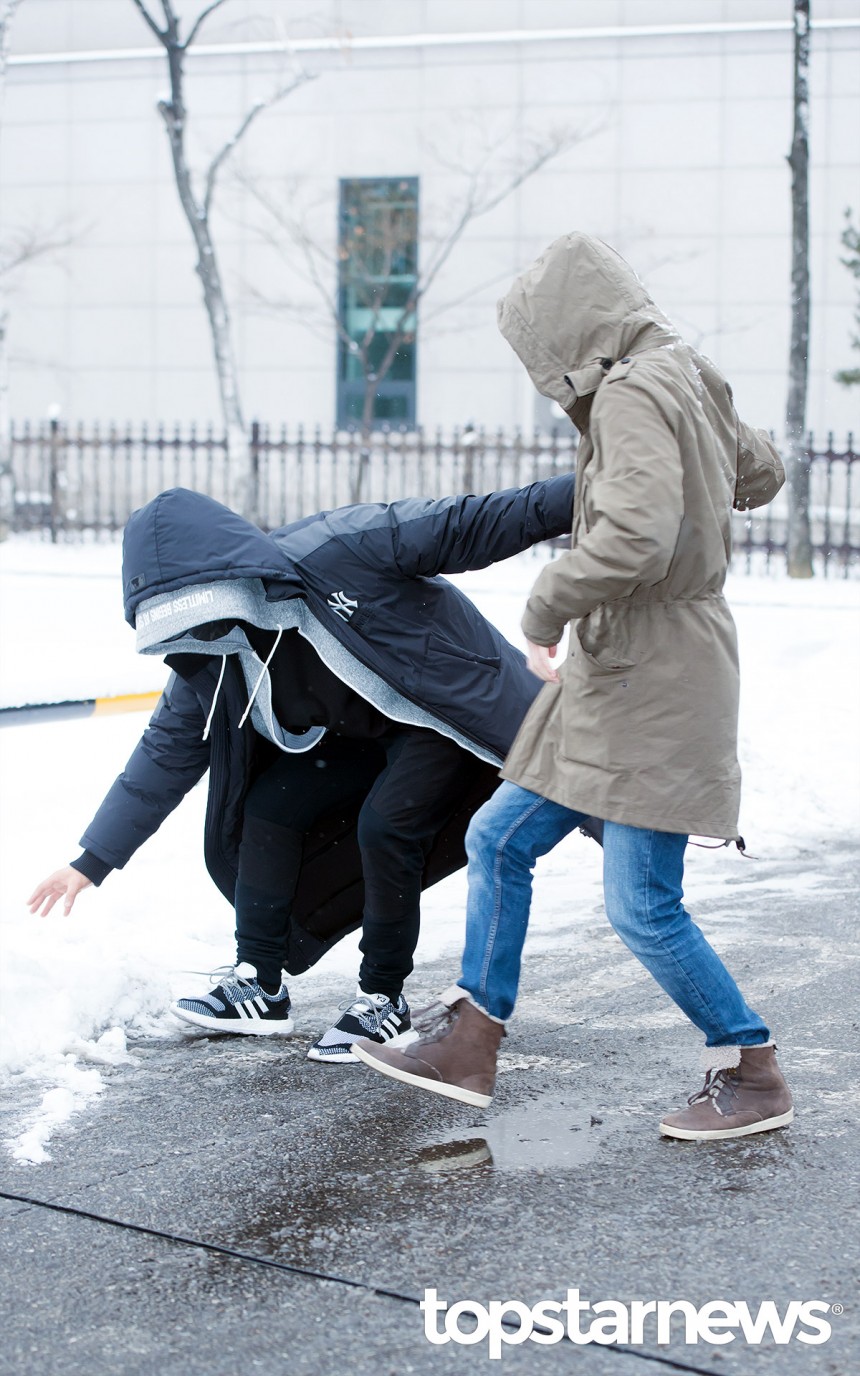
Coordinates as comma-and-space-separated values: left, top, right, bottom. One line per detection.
1, 0, 858, 439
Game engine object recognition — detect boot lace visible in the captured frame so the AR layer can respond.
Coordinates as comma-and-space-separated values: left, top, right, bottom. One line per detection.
688, 1066, 739, 1117
411, 1000, 459, 1043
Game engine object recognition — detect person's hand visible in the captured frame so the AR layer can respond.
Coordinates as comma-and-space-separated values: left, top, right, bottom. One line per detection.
525, 640, 560, 683
28, 868, 92, 917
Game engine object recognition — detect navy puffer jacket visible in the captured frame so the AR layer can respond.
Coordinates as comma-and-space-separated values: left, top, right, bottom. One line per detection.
80, 478, 577, 971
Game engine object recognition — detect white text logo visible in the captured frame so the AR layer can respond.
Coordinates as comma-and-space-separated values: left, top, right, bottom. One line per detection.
138, 589, 215, 628
420, 1289, 834, 1359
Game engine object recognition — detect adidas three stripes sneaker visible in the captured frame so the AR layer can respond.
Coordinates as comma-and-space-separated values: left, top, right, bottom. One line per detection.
171, 963, 294, 1035
307, 988, 418, 1064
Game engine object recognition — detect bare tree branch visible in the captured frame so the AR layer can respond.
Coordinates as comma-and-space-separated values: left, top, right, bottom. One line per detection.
296, 225, 352, 346
418, 128, 580, 300
420, 269, 515, 326
0, 223, 74, 280
239, 116, 594, 451
0, 0, 26, 49
238, 176, 344, 324
367, 128, 582, 357
204, 71, 315, 216
129, 0, 165, 43
240, 284, 336, 347
0, 0, 26, 96
183, 0, 228, 50
1, 0, 31, 537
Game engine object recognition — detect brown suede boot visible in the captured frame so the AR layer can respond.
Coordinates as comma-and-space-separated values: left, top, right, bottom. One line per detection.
351, 991, 505, 1107
660, 1045, 794, 1141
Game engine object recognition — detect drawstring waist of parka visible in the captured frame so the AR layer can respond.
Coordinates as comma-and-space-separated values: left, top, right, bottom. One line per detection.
690, 837, 755, 859
585, 592, 729, 608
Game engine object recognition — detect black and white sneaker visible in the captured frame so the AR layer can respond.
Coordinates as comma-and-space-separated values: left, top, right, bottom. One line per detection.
171, 962, 294, 1036
307, 988, 418, 1064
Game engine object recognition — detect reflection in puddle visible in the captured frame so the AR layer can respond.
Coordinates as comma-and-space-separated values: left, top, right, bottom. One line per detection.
415, 1098, 605, 1173
414, 1139, 494, 1173
208, 1096, 611, 1273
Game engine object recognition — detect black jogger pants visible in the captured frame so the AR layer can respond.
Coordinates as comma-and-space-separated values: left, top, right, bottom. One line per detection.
234, 728, 487, 996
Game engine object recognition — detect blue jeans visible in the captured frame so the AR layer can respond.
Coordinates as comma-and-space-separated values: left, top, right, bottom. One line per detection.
458, 782, 770, 1048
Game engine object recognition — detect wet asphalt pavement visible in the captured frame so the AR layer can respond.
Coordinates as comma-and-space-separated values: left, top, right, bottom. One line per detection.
1, 840, 858, 1375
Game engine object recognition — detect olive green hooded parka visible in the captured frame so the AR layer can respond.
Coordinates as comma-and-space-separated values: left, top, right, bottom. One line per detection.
498, 233, 784, 839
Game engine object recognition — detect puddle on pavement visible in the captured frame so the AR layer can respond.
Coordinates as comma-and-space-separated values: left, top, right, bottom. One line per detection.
410, 1095, 606, 1174
194, 1093, 614, 1273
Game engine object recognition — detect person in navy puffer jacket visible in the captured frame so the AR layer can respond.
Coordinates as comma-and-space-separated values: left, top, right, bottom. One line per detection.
29, 479, 596, 1062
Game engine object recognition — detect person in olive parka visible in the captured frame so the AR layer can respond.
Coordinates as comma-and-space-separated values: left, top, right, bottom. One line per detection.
353, 233, 795, 1142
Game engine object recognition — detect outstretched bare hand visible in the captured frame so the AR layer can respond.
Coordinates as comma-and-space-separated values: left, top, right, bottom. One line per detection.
28, 867, 92, 917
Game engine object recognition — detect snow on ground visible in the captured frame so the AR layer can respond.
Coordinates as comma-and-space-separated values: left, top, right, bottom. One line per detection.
1, 536, 858, 1162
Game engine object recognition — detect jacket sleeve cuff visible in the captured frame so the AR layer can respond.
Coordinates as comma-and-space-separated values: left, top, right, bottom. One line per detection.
521, 606, 564, 647
70, 852, 113, 887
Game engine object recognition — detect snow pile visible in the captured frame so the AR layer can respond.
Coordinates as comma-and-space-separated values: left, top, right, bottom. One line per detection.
10, 1030, 130, 1165
1, 538, 858, 1162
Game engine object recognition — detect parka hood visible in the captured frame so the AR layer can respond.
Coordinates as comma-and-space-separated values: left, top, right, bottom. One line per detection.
497, 232, 679, 410
122, 488, 299, 626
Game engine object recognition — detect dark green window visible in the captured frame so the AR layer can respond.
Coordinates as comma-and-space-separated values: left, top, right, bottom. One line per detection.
337, 177, 419, 429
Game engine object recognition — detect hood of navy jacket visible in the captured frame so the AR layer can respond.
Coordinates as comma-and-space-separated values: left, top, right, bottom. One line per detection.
120, 477, 576, 766
122, 488, 303, 625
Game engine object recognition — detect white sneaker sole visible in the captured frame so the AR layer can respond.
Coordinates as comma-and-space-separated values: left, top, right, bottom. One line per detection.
659, 1107, 794, 1140
306, 1026, 419, 1064
350, 1040, 492, 1108
170, 1004, 295, 1036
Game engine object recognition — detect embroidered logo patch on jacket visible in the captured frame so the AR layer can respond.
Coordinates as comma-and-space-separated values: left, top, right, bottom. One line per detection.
327, 590, 359, 621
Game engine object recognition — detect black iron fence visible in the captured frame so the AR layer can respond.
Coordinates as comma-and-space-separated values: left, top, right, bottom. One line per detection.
6, 420, 858, 576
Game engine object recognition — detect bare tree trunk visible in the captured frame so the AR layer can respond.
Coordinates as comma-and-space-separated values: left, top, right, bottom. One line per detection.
143, 2, 251, 515
785, 0, 813, 577
351, 374, 378, 503
0, 0, 25, 539
131, 0, 312, 520
0, 304, 12, 539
